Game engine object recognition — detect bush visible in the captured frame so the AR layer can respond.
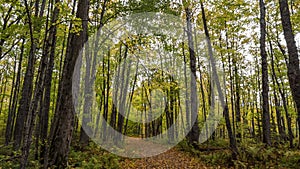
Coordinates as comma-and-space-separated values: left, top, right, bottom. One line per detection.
68, 143, 120, 169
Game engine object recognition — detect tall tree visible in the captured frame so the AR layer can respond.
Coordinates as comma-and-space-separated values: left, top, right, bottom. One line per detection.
184, 3, 200, 144
200, 0, 238, 157
79, 0, 107, 147
13, 0, 42, 150
278, 0, 300, 147
20, 0, 60, 166
47, 0, 89, 166
259, 0, 271, 146
5, 39, 24, 145
269, 41, 286, 140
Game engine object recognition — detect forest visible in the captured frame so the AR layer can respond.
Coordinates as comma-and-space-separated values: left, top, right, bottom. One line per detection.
0, 0, 300, 168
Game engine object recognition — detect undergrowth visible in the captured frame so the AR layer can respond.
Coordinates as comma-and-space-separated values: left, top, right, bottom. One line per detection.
0, 142, 121, 169
177, 138, 300, 168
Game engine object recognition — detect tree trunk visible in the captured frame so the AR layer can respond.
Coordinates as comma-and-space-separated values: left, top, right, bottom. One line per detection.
279, 0, 300, 148
185, 6, 200, 144
5, 39, 24, 145
79, 28, 91, 147
80, 0, 107, 145
260, 0, 271, 146
40, 0, 60, 165
13, 0, 39, 150
200, 0, 238, 157
182, 42, 190, 134
19, 0, 60, 166
234, 56, 241, 140
117, 46, 131, 142
269, 40, 289, 143
275, 60, 294, 146
47, 0, 89, 166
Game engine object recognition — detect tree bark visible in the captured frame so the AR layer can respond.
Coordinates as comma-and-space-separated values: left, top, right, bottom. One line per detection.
185, 6, 200, 144
260, 0, 271, 146
279, 0, 300, 148
13, 0, 39, 150
47, 0, 89, 166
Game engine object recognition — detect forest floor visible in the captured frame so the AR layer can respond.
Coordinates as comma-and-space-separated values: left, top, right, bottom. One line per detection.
119, 137, 209, 168
118, 137, 300, 169
2, 137, 300, 168
120, 148, 209, 169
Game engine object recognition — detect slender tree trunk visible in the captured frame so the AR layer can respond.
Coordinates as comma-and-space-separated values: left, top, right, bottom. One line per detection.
13, 0, 39, 150
226, 28, 236, 138
6, 55, 16, 118
200, 0, 238, 157
279, 0, 300, 148
182, 42, 190, 134
40, 0, 60, 165
5, 39, 24, 145
269, 40, 289, 142
275, 60, 293, 146
260, 0, 271, 146
0, 72, 8, 115
117, 46, 131, 142
79, 27, 91, 147
251, 102, 256, 138
20, 0, 60, 166
234, 57, 241, 140
185, 6, 200, 144
124, 62, 139, 136
102, 53, 110, 141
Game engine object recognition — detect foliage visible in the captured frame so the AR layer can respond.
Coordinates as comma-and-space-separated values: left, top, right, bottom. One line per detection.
0, 145, 39, 169
0, 143, 120, 168
68, 143, 120, 169
178, 138, 300, 168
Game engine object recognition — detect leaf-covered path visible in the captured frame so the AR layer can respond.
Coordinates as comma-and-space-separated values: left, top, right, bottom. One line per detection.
121, 148, 209, 169
120, 138, 209, 169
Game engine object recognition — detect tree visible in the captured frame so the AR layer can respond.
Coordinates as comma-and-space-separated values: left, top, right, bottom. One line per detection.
5, 39, 24, 145
199, 0, 238, 157
47, 0, 90, 166
184, 3, 200, 144
278, 0, 300, 147
79, 0, 108, 147
260, 0, 271, 146
13, 0, 43, 150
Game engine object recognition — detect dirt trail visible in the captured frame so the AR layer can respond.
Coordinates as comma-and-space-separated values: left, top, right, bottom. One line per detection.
120, 138, 209, 169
